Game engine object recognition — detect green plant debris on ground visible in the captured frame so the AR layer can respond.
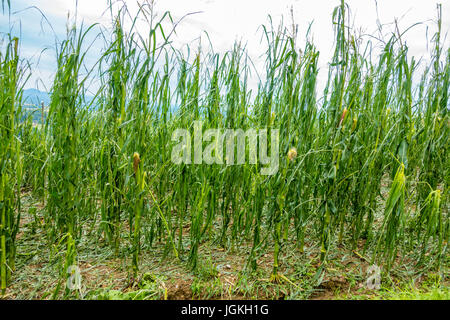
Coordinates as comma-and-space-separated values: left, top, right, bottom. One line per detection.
0, 0, 448, 300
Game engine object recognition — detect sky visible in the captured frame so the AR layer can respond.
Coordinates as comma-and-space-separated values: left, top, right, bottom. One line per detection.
0, 0, 449, 93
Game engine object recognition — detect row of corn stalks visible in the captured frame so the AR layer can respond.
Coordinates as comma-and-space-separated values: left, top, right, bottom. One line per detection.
1, 1, 448, 293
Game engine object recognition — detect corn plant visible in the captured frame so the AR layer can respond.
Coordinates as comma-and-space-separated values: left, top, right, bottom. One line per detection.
46, 23, 95, 239
0, 37, 22, 294
1, 0, 448, 293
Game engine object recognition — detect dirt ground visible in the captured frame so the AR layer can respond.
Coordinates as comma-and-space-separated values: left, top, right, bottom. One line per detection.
2, 191, 449, 300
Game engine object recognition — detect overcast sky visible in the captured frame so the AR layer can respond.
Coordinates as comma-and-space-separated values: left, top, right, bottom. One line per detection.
0, 0, 448, 93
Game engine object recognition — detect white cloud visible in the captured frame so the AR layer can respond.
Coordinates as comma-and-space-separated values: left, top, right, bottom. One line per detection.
4, 0, 449, 90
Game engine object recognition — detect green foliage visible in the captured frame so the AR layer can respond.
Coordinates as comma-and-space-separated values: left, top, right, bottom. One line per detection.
0, 36, 22, 294
1, 1, 448, 295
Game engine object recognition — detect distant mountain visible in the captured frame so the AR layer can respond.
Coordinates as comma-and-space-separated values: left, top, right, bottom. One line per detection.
22, 88, 95, 108
23, 88, 51, 106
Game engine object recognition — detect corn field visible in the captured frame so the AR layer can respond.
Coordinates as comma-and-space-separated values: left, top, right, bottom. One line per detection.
0, 1, 448, 299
